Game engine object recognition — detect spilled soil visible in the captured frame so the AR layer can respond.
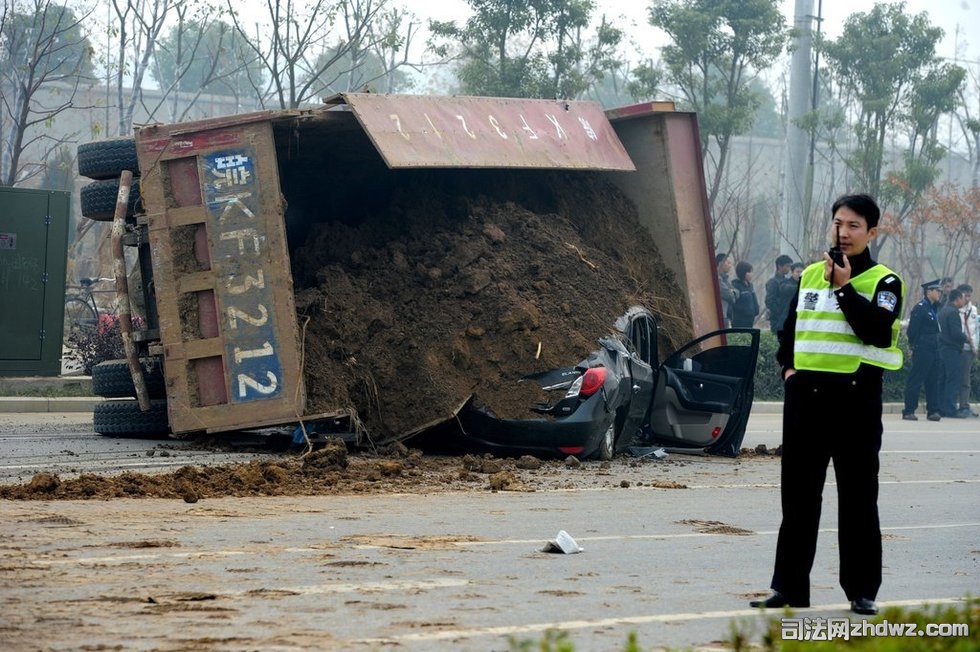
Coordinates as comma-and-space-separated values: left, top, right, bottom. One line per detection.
0, 433, 782, 502
289, 170, 692, 439
0, 437, 709, 501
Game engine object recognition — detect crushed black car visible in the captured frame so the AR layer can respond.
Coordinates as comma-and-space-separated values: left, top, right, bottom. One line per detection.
438, 306, 760, 459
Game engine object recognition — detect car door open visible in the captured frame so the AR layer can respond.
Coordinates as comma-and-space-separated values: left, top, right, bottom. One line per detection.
647, 328, 760, 456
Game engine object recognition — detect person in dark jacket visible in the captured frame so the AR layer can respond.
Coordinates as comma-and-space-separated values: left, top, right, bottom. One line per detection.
750, 194, 904, 617
716, 252, 738, 327
731, 261, 760, 328
765, 254, 795, 336
937, 287, 969, 418
902, 280, 943, 421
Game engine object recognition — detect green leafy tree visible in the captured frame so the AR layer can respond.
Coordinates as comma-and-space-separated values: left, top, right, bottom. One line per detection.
648, 0, 788, 222
955, 61, 980, 187
822, 2, 965, 219
428, 0, 624, 100
746, 77, 780, 139
625, 59, 664, 103
0, 0, 95, 186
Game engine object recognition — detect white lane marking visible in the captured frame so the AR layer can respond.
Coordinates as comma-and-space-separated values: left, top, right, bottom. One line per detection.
266, 578, 468, 595
451, 522, 980, 547
675, 479, 980, 489
0, 460, 228, 472
882, 450, 980, 453
32, 550, 249, 565
29, 523, 980, 564
353, 598, 968, 644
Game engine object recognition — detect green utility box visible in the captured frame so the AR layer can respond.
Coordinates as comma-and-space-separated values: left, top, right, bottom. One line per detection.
0, 187, 71, 376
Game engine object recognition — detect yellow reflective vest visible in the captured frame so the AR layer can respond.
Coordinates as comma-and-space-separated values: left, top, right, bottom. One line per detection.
793, 262, 904, 372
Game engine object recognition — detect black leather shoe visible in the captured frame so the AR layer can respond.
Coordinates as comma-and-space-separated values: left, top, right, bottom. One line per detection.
927, 412, 942, 421
851, 598, 878, 615
901, 413, 918, 421
749, 591, 808, 609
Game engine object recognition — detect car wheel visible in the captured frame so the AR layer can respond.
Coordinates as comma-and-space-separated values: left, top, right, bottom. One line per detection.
597, 421, 616, 461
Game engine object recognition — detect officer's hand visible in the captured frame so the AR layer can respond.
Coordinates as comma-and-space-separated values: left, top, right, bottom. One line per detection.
823, 251, 851, 288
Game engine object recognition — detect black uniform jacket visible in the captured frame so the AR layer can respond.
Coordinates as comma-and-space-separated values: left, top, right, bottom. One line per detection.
776, 249, 903, 382
906, 298, 940, 350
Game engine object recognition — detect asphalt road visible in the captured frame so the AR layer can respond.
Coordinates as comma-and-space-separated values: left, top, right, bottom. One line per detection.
0, 410, 977, 650
0, 412, 288, 485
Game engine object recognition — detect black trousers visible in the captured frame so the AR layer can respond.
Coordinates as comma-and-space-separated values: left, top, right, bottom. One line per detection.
903, 345, 940, 415
770, 371, 883, 604
939, 346, 963, 416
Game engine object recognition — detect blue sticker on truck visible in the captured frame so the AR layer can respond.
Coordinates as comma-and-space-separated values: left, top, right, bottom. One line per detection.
203, 149, 284, 403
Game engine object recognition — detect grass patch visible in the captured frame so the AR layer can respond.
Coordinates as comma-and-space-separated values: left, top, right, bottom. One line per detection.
505, 599, 977, 650
0, 378, 93, 397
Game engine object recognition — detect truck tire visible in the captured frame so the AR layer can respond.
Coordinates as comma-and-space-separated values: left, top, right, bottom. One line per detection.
92, 358, 166, 399
80, 178, 142, 221
93, 399, 170, 437
77, 137, 139, 180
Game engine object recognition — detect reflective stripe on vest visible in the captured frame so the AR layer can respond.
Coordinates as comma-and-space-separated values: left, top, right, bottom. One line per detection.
794, 262, 903, 372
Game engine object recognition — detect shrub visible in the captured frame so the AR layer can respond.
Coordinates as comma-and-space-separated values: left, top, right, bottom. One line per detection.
65, 314, 144, 375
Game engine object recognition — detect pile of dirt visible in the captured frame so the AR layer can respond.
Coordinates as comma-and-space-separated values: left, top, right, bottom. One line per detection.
0, 440, 703, 501
290, 170, 692, 439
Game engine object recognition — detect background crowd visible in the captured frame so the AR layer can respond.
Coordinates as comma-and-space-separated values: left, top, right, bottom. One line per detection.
715, 253, 979, 418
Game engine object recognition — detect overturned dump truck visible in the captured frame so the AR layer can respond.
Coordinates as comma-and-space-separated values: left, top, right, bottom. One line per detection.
77, 94, 758, 457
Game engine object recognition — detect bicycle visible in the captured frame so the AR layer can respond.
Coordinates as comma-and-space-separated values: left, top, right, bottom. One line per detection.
64, 277, 114, 340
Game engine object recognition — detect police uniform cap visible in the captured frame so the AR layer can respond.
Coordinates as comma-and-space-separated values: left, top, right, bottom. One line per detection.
921, 279, 941, 291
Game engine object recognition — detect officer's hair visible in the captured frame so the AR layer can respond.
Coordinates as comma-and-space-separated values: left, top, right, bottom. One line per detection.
832, 193, 880, 228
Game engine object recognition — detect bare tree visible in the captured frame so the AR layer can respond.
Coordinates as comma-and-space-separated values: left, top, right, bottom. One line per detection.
0, 0, 95, 186
105, 0, 172, 135
359, 5, 422, 94
150, 8, 261, 121
227, 0, 418, 109
883, 183, 980, 296
300, 3, 424, 97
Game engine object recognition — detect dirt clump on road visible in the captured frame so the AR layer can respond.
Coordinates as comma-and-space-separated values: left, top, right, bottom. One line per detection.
0, 439, 713, 501
290, 170, 692, 439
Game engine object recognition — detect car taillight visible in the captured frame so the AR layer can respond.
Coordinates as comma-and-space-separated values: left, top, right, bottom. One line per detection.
578, 367, 606, 398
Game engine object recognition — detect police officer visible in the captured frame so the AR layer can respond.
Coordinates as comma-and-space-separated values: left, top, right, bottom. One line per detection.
750, 194, 904, 617
903, 280, 943, 421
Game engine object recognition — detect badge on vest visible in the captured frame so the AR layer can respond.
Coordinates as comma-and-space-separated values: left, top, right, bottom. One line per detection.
877, 291, 898, 312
